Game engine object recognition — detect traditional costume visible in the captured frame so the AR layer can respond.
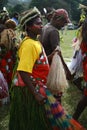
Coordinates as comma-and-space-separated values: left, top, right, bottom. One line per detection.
9, 36, 85, 130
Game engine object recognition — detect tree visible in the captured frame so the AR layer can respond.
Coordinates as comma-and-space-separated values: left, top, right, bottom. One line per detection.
82, 0, 87, 6
29, 0, 70, 15
29, 0, 81, 22
1, 0, 86, 23
70, 1, 81, 23
0, 0, 8, 11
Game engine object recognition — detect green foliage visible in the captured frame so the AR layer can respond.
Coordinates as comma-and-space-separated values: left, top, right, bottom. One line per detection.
82, 0, 87, 5
29, 0, 87, 23
9, 4, 24, 16
1, 0, 87, 22
0, 0, 87, 23
70, 1, 80, 22
0, 0, 8, 10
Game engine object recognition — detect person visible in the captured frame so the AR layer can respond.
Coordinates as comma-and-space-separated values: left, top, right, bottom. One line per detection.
40, 8, 70, 56
5, 19, 17, 30
0, 10, 18, 105
9, 7, 85, 130
11, 12, 19, 25
40, 9, 72, 103
0, 10, 17, 88
73, 17, 87, 121
43, 7, 55, 23
68, 25, 84, 92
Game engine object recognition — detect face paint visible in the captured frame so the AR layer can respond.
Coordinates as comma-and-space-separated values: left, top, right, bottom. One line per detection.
31, 24, 42, 29
29, 17, 43, 35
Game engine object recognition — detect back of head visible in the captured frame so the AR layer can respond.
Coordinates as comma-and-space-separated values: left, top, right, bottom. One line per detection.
13, 12, 19, 18
19, 7, 41, 30
51, 8, 70, 23
43, 7, 55, 22
5, 19, 16, 30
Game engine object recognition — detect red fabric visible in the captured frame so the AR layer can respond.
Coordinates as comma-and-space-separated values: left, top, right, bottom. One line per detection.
14, 49, 49, 87
80, 42, 87, 82
70, 119, 85, 130
32, 64, 49, 83
0, 50, 15, 85
53, 126, 60, 130
32, 50, 49, 83
84, 88, 87, 96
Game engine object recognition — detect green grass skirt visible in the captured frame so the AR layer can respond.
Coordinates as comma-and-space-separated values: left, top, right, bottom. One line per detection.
9, 86, 52, 130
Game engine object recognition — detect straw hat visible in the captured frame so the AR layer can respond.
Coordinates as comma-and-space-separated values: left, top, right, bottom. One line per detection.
20, 7, 41, 28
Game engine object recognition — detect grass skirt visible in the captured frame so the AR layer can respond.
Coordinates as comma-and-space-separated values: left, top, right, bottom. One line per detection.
9, 86, 52, 130
9, 85, 85, 130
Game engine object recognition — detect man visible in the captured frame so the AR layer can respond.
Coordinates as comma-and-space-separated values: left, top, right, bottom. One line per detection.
11, 12, 19, 25
40, 9, 72, 102
40, 9, 70, 56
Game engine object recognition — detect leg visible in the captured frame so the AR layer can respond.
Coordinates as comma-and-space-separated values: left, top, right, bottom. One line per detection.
73, 77, 84, 92
73, 95, 87, 120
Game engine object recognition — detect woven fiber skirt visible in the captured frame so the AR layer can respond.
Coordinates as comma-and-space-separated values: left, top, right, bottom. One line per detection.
39, 86, 85, 130
9, 86, 52, 130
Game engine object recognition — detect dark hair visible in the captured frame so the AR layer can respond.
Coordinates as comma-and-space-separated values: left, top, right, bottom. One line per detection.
82, 18, 87, 43
23, 16, 40, 31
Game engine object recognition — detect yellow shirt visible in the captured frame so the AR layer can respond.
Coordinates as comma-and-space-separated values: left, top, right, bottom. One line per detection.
17, 37, 42, 73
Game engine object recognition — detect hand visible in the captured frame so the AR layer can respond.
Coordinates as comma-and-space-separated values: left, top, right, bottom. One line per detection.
48, 50, 61, 65
34, 92, 47, 105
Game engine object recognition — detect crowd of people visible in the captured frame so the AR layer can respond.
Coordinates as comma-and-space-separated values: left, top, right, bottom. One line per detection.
0, 9, 18, 101
0, 6, 87, 130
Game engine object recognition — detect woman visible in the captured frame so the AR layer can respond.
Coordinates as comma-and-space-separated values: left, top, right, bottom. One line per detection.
9, 7, 85, 130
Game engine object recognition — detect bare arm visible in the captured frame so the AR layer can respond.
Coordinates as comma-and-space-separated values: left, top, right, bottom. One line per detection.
49, 30, 60, 51
58, 52, 72, 80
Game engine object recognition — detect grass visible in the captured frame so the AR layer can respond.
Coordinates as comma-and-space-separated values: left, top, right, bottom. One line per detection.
0, 29, 87, 130
60, 30, 87, 129
60, 29, 76, 60
0, 104, 10, 130
62, 81, 87, 129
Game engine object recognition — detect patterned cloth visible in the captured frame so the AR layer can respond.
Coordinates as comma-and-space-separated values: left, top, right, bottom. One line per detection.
33, 80, 84, 130
0, 49, 15, 85
0, 28, 17, 86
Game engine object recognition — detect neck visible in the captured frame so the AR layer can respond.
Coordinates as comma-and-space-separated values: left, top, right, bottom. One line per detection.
50, 21, 61, 30
27, 32, 37, 40
50, 21, 57, 28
